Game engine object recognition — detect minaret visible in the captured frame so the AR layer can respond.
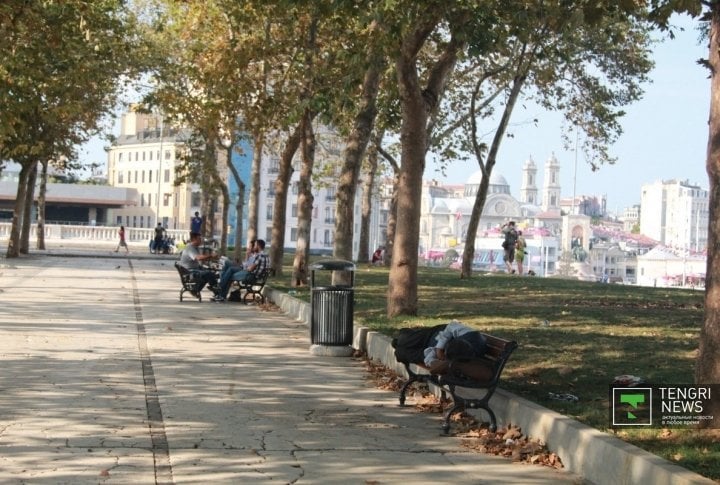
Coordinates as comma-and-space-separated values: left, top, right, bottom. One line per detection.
520, 156, 538, 205
542, 153, 561, 211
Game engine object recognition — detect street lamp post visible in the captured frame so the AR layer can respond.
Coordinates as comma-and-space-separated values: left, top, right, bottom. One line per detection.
155, 115, 164, 228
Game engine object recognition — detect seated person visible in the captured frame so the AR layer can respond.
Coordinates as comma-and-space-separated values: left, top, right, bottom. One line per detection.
179, 232, 221, 296
393, 320, 487, 374
214, 239, 269, 302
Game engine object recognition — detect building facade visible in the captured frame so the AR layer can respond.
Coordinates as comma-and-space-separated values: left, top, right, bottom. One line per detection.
106, 108, 204, 232
640, 179, 708, 252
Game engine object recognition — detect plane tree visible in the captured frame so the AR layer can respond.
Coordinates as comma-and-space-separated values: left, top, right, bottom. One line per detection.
0, 0, 148, 257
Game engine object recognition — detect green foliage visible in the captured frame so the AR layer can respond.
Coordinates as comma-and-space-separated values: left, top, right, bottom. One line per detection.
0, 0, 149, 163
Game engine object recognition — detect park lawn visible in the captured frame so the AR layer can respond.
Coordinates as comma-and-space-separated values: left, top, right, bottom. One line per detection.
270, 263, 719, 480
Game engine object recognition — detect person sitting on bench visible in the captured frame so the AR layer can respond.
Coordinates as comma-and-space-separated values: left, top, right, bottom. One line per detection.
213, 239, 269, 302
178, 232, 221, 297
393, 320, 487, 374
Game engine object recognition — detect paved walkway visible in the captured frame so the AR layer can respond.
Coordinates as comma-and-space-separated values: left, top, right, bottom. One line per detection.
0, 252, 581, 484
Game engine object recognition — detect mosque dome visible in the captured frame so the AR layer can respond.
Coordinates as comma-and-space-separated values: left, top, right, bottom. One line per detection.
466, 170, 509, 187
464, 170, 510, 198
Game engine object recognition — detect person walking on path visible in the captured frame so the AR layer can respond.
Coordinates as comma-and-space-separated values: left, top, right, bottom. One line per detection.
114, 225, 129, 253
515, 230, 527, 275
501, 221, 518, 273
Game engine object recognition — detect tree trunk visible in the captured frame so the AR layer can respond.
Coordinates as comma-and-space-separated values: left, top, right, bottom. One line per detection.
6, 162, 31, 258
359, 131, 383, 263
377, 145, 399, 268
269, 122, 303, 276
292, 110, 316, 287
19, 161, 38, 254
36, 160, 48, 250
234, 183, 245, 260
461, 71, 527, 278
334, 53, 383, 264
247, 129, 264, 248
697, 2, 720, 429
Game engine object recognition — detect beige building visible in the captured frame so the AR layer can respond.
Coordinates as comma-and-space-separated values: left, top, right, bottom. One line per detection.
106, 108, 209, 233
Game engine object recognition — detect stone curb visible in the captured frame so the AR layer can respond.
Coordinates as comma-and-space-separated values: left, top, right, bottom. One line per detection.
264, 286, 715, 485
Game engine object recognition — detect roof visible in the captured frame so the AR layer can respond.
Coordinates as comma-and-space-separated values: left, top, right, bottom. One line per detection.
0, 181, 137, 207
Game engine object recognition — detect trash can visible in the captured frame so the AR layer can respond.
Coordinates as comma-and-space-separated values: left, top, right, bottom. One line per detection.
310, 260, 355, 347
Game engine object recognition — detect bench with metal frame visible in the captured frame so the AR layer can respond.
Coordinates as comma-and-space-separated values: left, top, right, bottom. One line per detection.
397, 333, 518, 434
230, 268, 271, 304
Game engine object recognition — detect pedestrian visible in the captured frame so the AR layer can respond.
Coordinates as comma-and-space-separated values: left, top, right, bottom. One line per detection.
515, 230, 527, 275
114, 225, 129, 253
501, 221, 518, 273
190, 211, 203, 234
153, 222, 166, 253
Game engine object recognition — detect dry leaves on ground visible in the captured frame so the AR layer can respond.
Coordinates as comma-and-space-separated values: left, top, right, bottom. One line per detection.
360, 354, 563, 470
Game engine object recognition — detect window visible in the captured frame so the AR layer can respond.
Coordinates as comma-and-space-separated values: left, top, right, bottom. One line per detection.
324, 229, 331, 245
266, 204, 273, 220
126, 216, 130, 227
164, 169, 170, 183
134, 170, 138, 183
118, 172, 124, 184
142, 151, 146, 161
164, 149, 171, 160
148, 193, 152, 207
291, 204, 298, 217
140, 194, 145, 207
292, 182, 299, 195
140, 216, 144, 227
141, 171, 145, 183
313, 228, 317, 243
118, 153, 123, 162
163, 193, 170, 206
191, 191, 202, 207
148, 171, 152, 184
132, 216, 137, 227
149, 151, 153, 161
116, 216, 122, 225
326, 187, 336, 201
290, 228, 298, 242
266, 228, 272, 242
127, 171, 131, 182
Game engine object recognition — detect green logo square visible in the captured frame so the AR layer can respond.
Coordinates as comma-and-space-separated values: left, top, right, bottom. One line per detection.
612, 387, 652, 426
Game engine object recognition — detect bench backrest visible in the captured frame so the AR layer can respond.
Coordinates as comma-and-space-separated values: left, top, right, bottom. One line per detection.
444, 333, 518, 386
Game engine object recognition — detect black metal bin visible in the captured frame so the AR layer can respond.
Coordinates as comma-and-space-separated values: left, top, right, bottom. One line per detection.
310, 260, 355, 346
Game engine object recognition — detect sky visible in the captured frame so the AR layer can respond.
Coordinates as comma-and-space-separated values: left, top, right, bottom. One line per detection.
77, 15, 709, 216
428, 14, 710, 214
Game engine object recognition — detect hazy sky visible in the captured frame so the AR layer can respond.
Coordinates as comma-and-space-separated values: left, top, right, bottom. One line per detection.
78, 15, 709, 215
430, 14, 710, 214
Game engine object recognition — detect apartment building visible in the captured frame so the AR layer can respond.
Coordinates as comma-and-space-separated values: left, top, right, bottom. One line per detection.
640, 179, 708, 252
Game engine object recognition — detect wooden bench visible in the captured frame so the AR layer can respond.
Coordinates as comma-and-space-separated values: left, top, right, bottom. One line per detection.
397, 333, 518, 434
174, 262, 203, 302
230, 268, 271, 304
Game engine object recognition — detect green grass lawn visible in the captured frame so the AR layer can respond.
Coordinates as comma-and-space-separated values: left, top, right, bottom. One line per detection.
270, 262, 719, 480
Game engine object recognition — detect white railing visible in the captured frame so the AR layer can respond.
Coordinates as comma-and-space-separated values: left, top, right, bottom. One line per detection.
0, 222, 190, 244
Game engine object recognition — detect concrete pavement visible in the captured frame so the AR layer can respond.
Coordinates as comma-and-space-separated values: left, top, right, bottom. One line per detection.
0, 253, 581, 484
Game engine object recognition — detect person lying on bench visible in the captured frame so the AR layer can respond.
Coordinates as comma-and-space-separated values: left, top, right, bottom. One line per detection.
393, 320, 487, 374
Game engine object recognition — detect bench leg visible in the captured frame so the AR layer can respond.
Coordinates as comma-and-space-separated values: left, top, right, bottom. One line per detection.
180, 289, 184, 302
399, 375, 419, 406
442, 401, 464, 434
481, 404, 498, 433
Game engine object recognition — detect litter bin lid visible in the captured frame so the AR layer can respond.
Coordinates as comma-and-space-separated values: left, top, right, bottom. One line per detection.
310, 259, 356, 271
